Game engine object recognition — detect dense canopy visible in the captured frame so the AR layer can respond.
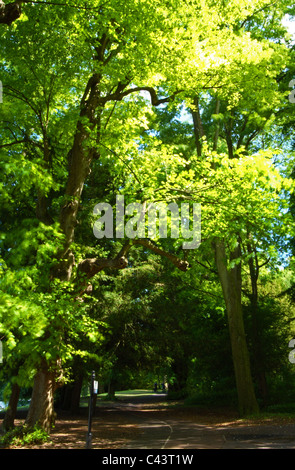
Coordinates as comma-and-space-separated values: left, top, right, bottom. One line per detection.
1, 0, 295, 435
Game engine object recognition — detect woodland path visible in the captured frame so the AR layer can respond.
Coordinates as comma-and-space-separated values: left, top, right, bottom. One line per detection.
3, 391, 295, 449
108, 392, 295, 450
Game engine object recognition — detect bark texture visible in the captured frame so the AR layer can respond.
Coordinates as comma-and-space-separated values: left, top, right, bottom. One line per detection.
214, 239, 259, 416
25, 366, 58, 432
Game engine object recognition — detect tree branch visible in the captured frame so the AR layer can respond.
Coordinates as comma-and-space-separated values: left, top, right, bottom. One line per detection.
78, 254, 129, 278
77, 239, 189, 280
0, 139, 27, 148
240, 1, 279, 28
132, 239, 189, 271
101, 85, 184, 107
191, 95, 205, 157
5, 85, 42, 119
0, 0, 111, 25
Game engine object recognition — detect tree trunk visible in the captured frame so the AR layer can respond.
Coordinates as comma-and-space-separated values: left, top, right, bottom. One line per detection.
70, 375, 83, 414
24, 54, 189, 430
107, 382, 115, 400
25, 74, 103, 430
2, 382, 20, 432
214, 239, 259, 416
247, 239, 268, 404
0, 0, 21, 25
25, 366, 58, 433
191, 95, 204, 157
98, 380, 105, 394
57, 376, 83, 414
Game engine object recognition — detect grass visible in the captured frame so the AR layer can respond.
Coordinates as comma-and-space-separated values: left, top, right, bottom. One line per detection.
80, 388, 163, 407
106, 389, 161, 398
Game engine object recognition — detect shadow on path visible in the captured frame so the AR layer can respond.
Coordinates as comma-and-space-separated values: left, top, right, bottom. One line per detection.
3, 391, 295, 449
100, 393, 295, 450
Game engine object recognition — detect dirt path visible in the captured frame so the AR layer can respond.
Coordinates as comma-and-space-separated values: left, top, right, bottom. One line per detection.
115, 395, 295, 449
3, 393, 295, 449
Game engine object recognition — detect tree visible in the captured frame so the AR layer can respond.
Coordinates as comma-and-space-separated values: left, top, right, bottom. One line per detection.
1, 0, 295, 430
134, 9, 294, 410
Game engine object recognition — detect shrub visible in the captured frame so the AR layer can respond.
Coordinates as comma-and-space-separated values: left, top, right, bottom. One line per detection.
0, 425, 50, 448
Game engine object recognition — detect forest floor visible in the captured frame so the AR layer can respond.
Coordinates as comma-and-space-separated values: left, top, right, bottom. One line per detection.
2, 391, 295, 450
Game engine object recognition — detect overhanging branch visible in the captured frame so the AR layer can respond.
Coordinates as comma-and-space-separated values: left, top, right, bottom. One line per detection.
132, 239, 189, 271
77, 239, 189, 280
101, 85, 184, 106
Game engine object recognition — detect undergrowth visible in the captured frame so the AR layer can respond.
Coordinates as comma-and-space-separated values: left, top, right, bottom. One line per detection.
0, 425, 50, 447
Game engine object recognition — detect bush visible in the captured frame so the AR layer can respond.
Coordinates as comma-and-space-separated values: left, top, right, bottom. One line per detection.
0, 425, 50, 448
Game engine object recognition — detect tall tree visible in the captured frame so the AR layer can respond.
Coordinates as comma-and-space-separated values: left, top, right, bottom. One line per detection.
1, 0, 294, 429
185, 4, 294, 413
